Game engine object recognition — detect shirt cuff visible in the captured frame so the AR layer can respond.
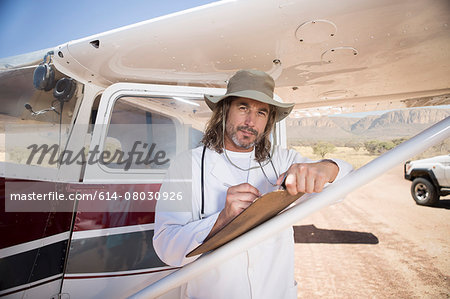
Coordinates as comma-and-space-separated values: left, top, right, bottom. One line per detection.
329, 158, 353, 182
192, 211, 221, 245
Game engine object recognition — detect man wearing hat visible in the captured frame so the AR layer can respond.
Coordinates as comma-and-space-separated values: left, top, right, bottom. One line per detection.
153, 70, 352, 298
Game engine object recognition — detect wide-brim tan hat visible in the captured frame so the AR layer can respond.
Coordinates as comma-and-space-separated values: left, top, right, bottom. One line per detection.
204, 69, 294, 122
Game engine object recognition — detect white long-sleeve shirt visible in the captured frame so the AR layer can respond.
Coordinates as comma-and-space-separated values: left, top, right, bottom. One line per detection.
153, 145, 353, 299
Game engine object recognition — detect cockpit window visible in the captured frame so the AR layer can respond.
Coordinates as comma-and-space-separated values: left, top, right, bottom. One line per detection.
1, 61, 82, 173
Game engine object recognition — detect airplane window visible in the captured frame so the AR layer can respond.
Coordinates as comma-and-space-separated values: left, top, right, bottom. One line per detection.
103, 97, 176, 170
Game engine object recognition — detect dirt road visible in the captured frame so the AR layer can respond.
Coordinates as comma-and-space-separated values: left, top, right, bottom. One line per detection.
294, 165, 449, 298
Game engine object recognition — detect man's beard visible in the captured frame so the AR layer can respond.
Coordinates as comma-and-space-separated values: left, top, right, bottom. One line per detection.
226, 124, 261, 149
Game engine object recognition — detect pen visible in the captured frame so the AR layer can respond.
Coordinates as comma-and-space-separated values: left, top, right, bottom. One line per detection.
278, 173, 287, 190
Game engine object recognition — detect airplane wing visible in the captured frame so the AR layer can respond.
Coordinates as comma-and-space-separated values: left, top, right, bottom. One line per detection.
51, 0, 450, 116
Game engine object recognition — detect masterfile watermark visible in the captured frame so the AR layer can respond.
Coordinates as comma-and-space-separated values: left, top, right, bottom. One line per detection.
4, 181, 192, 212
9, 190, 184, 202
26, 141, 170, 171
4, 123, 183, 172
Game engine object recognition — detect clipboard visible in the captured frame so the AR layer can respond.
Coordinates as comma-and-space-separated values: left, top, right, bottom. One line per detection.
186, 190, 303, 257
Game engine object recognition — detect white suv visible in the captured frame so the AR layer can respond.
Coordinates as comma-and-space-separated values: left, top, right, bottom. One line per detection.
404, 155, 450, 206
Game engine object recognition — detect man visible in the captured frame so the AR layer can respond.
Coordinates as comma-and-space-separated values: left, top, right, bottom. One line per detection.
153, 69, 352, 298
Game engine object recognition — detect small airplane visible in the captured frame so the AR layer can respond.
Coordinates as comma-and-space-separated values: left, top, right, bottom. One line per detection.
0, 0, 449, 298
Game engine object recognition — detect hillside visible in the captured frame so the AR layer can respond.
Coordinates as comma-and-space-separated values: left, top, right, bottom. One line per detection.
286, 108, 449, 142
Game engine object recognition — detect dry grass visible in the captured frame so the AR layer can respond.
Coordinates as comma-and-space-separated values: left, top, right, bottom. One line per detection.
291, 139, 449, 169
291, 146, 379, 169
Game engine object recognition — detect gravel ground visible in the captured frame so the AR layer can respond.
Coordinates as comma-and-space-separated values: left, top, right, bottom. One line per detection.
293, 165, 450, 298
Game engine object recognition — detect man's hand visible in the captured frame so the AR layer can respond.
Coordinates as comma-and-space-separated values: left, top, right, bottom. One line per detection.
276, 161, 339, 196
207, 183, 261, 238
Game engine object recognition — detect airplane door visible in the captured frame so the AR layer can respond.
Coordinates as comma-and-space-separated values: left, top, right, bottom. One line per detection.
59, 83, 225, 298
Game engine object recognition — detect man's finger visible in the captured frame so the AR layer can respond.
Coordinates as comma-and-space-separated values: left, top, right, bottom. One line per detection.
304, 175, 315, 193
229, 192, 259, 203
285, 173, 298, 195
228, 198, 254, 217
233, 183, 261, 197
295, 169, 307, 193
313, 175, 327, 193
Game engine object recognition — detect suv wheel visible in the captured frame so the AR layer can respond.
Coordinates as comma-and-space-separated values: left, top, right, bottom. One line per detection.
411, 177, 439, 206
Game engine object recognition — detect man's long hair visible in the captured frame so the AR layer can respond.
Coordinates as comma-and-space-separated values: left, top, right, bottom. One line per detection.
201, 97, 277, 162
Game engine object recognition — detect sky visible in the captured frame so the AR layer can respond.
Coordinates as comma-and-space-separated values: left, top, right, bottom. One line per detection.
0, 0, 219, 58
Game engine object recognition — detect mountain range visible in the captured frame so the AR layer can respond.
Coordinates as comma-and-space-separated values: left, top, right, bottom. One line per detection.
286, 108, 449, 142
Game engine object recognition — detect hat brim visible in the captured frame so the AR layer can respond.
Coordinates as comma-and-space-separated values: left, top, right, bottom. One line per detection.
204, 90, 294, 122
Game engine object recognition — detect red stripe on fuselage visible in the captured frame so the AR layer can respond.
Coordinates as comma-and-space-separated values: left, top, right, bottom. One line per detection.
1, 177, 161, 248
72, 183, 161, 231
0, 178, 73, 249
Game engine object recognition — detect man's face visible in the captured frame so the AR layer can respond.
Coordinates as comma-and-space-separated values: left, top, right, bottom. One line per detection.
224, 97, 270, 152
